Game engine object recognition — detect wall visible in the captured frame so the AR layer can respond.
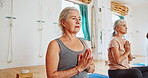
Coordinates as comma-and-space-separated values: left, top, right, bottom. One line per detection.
131, 4, 148, 56
0, 0, 61, 69
94, 0, 112, 60
100, 0, 112, 60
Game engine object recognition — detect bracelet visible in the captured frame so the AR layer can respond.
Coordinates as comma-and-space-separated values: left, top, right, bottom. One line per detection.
75, 67, 80, 74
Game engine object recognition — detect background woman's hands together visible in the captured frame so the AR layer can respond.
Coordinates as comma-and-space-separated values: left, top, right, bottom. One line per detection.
124, 41, 131, 54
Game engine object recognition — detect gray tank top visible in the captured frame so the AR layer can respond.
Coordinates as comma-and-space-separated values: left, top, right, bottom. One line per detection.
55, 38, 88, 78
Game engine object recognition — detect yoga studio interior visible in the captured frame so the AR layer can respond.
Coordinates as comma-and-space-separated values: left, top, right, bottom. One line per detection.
0, 0, 148, 78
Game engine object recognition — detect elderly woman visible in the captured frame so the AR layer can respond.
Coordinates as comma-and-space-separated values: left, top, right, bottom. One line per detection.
46, 7, 95, 78
108, 19, 148, 78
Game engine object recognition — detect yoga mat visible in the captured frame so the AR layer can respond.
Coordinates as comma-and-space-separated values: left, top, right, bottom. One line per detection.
88, 73, 109, 78
132, 63, 145, 66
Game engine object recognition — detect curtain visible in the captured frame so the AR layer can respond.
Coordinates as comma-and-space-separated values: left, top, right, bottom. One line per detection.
119, 15, 124, 19
79, 4, 91, 41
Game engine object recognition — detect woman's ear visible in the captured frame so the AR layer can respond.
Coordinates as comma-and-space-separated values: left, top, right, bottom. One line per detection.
61, 20, 66, 27
115, 26, 119, 31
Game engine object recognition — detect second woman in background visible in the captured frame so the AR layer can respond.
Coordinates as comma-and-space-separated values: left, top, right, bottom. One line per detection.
108, 19, 148, 78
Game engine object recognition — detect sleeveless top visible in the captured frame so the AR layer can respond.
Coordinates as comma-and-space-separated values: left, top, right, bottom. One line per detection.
108, 37, 130, 70
55, 38, 88, 78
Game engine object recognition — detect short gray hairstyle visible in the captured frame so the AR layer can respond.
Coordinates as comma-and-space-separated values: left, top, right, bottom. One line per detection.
58, 7, 79, 33
112, 19, 125, 36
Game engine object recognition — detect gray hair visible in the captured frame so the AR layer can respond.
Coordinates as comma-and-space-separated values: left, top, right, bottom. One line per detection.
58, 7, 79, 33
112, 19, 125, 36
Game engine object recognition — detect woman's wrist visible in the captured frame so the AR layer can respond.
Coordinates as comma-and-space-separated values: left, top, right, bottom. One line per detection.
75, 66, 84, 73
124, 52, 129, 57
74, 66, 80, 74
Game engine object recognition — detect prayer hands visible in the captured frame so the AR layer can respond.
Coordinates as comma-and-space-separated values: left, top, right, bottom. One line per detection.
77, 48, 93, 72
124, 41, 131, 53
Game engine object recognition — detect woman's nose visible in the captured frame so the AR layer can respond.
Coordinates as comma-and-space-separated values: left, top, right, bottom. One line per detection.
126, 27, 127, 29
76, 18, 80, 24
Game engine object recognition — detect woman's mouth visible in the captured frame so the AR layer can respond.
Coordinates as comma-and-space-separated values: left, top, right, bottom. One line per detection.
75, 26, 80, 28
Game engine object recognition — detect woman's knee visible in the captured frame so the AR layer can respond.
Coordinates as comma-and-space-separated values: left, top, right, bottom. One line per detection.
108, 69, 143, 78
130, 68, 143, 78
115, 69, 143, 78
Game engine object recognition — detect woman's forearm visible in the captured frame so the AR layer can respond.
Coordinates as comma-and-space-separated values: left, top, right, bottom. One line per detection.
116, 51, 130, 64
47, 66, 80, 78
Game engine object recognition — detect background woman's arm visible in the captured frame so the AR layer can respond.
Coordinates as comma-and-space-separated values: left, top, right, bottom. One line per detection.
111, 47, 130, 64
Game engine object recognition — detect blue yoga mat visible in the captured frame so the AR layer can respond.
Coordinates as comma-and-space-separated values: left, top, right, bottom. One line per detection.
88, 73, 109, 78
132, 63, 145, 66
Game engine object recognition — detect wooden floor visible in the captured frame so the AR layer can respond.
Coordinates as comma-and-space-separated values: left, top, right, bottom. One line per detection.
0, 65, 46, 78
0, 56, 145, 78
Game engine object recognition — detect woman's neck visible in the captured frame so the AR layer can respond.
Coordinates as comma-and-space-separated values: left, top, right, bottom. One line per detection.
115, 33, 125, 44
62, 33, 77, 41
115, 33, 124, 39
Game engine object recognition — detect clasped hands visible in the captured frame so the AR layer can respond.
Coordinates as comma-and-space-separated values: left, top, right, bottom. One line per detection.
76, 48, 93, 72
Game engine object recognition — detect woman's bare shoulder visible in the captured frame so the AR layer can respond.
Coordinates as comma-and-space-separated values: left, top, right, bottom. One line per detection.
47, 39, 60, 54
49, 39, 58, 45
47, 39, 59, 50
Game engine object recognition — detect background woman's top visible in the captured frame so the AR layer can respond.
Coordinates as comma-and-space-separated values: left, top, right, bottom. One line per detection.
108, 37, 130, 70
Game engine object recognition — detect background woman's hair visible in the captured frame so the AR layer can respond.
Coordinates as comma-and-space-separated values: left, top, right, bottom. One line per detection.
58, 7, 79, 34
112, 19, 125, 36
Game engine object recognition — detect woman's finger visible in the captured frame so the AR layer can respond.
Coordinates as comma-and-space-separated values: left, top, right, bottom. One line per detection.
84, 49, 90, 59
87, 56, 93, 65
86, 50, 91, 59
83, 49, 88, 57
78, 53, 82, 62
87, 51, 92, 60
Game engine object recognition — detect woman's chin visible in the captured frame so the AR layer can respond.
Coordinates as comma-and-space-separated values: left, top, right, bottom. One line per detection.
123, 32, 127, 34
74, 30, 80, 33
73, 31, 79, 34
